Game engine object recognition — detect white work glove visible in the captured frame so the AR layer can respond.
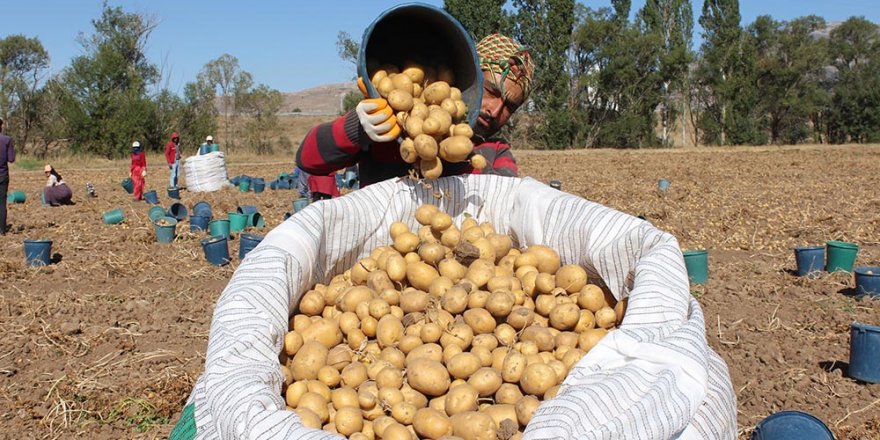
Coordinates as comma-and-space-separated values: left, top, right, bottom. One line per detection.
142, 170, 147, 177
355, 98, 401, 143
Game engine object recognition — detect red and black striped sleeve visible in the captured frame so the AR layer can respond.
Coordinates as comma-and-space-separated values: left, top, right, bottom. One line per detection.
472, 140, 518, 177
296, 110, 367, 175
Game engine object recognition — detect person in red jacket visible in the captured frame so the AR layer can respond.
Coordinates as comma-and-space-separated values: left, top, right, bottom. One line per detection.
130, 141, 147, 201
165, 132, 181, 189
296, 33, 533, 187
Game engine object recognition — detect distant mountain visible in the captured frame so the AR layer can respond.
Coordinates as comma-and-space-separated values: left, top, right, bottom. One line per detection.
280, 82, 358, 115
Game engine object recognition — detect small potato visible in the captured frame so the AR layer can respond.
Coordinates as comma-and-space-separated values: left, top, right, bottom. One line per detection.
466, 260, 495, 288
451, 411, 497, 440
520, 325, 555, 352
468, 367, 503, 397
440, 323, 474, 351
595, 306, 617, 329
515, 396, 540, 426
439, 136, 474, 163
285, 381, 308, 407
413, 408, 453, 439
419, 243, 447, 266
391, 401, 418, 425
463, 308, 496, 334
495, 383, 524, 405
382, 423, 412, 440
331, 387, 359, 410
283, 331, 304, 356
578, 328, 608, 352
401, 384, 429, 409
423, 81, 451, 105
394, 232, 420, 254
575, 310, 596, 332
438, 258, 467, 282
501, 350, 526, 383
376, 315, 404, 348
494, 323, 517, 347
440, 97, 457, 115
390, 222, 410, 239
414, 134, 439, 161
294, 407, 322, 429
485, 291, 515, 318
298, 290, 325, 316
421, 157, 443, 180
445, 384, 479, 416
406, 263, 440, 292
420, 322, 444, 343
377, 76, 395, 98
535, 273, 556, 294
453, 123, 473, 138
470, 154, 487, 170
318, 365, 341, 387
341, 362, 369, 389
391, 73, 414, 94
482, 404, 518, 433
336, 406, 365, 436
549, 302, 581, 331
405, 343, 443, 365
520, 363, 557, 396
298, 392, 329, 422
506, 307, 535, 330
400, 138, 418, 164
402, 62, 425, 84
388, 89, 414, 112
555, 264, 588, 293
431, 212, 453, 232
386, 254, 408, 282
446, 352, 482, 380
615, 297, 628, 325
441, 286, 469, 314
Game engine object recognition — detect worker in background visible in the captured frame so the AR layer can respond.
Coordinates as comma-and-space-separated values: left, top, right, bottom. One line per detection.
165, 132, 181, 189
296, 33, 532, 187
130, 141, 147, 201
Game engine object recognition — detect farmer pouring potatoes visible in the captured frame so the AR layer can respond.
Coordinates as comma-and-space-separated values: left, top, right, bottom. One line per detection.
296, 33, 532, 186
130, 141, 147, 201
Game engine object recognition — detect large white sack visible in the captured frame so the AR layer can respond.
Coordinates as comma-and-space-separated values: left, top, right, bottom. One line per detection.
184, 152, 230, 192
183, 174, 737, 440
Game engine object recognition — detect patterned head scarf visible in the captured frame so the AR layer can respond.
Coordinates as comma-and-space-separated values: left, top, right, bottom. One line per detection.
476, 33, 534, 100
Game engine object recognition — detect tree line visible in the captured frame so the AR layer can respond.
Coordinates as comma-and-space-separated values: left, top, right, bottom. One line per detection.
443, 0, 880, 148
0, 5, 285, 159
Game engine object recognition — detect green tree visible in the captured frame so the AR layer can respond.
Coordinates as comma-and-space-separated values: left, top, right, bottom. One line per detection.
341, 91, 361, 114
336, 31, 360, 68
58, 4, 160, 157
826, 17, 880, 143
239, 84, 283, 154
444, 0, 511, 41
178, 77, 218, 150
0, 35, 50, 150
637, 0, 693, 145
511, 0, 576, 149
201, 53, 253, 151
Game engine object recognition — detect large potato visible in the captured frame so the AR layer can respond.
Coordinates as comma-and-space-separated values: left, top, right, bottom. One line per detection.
291, 341, 328, 380
407, 359, 451, 397
451, 411, 498, 440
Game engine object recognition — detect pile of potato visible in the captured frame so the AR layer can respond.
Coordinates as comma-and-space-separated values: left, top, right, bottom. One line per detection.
280, 204, 627, 440
370, 63, 486, 179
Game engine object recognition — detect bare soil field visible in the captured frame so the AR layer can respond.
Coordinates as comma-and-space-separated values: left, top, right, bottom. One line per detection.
1, 145, 879, 439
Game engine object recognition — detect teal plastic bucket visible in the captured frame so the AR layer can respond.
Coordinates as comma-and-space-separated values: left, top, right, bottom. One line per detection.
357, 3, 482, 129
201, 236, 230, 266
102, 208, 125, 225
658, 179, 670, 191
23, 239, 52, 267
153, 217, 177, 244
7, 191, 26, 203
167, 202, 188, 221
209, 219, 230, 239
246, 212, 263, 229
683, 249, 709, 284
826, 240, 858, 273
148, 206, 167, 222
228, 212, 247, 233
239, 233, 265, 260
239, 179, 250, 192
121, 178, 134, 194
209, 144, 219, 153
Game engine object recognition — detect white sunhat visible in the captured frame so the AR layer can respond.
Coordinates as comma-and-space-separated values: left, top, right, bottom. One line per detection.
206, 135, 213, 141
132, 141, 141, 148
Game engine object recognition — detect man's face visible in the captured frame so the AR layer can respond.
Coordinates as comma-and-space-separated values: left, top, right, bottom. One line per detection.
474, 70, 525, 138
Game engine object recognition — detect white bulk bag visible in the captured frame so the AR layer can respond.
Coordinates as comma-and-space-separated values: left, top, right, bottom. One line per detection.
184, 152, 230, 193
179, 174, 737, 440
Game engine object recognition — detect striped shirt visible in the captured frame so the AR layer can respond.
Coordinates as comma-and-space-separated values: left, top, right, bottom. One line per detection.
295, 110, 518, 186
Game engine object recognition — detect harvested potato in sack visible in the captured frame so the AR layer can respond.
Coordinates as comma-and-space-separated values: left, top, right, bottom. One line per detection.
170, 175, 736, 439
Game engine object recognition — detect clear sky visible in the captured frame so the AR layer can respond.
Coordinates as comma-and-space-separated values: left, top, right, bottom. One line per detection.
4, 1, 878, 94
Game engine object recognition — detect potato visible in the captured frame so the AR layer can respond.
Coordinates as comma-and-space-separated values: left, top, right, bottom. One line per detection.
318, 365, 341, 387
419, 243, 446, 266
406, 359, 451, 397
361, 316, 378, 337
298, 392, 329, 422
467, 367, 503, 397
285, 380, 308, 407
446, 353, 482, 379
335, 406, 365, 436
575, 310, 596, 333
445, 383, 479, 416
340, 361, 368, 389
298, 290, 325, 317
394, 232, 420, 254
555, 264, 588, 293
527, 245, 561, 274
338, 286, 376, 313
414, 134, 439, 161
439, 136, 474, 163
400, 288, 430, 314
423, 82, 451, 105
494, 323, 517, 347
405, 343, 443, 365
441, 286, 469, 314
391, 401, 418, 425
391, 73, 414, 94
506, 307, 535, 331
470, 154, 487, 170
411, 101, 429, 120
482, 404, 518, 432
421, 157, 443, 180
471, 238, 496, 262
463, 308, 496, 334
295, 407, 323, 429
485, 291, 515, 318
438, 258, 467, 282
549, 302, 581, 331
520, 363, 557, 396
614, 296, 628, 325
383, 422, 413, 440
292, 341, 329, 380
376, 315, 404, 348
440, 323, 474, 350
422, 116, 442, 136
453, 100, 468, 120
515, 396, 540, 426
413, 408, 453, 439
578, 328, 608, 352
420, 322, 443, 343
283, 331, 304, 356
520, 325, 555, 352
400, 138, 418, 164
377, 76, 395, 98
440, 97, 457, 116
390, 222, 410, 239
388, 89, 414, 112
595, 306, 617, 329
451, 411, 497, 440
331, 387, 359, 410
501, 350, 526, 383
466, 260, 495, 288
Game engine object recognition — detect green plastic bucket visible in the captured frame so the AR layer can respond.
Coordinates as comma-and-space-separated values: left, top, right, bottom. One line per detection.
148, 206, 167, 222
683, 249, 709, 284
209, 219, 230, 239
7, 191, 26, 203
153, 217, 177, 244
102, 208, 125, 225
239, 180, 251, 192
826, 240, 858, 273
228, 212, 247, 233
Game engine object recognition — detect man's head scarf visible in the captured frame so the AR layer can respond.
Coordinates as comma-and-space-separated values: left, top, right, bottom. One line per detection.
476, 33, 534, 100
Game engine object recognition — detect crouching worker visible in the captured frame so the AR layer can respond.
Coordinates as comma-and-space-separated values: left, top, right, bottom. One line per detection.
296, 33, 532, 187
43, 165, 73, 206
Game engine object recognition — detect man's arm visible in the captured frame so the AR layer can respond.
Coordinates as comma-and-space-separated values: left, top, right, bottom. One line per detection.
7, 137, 14, 164
295, 110, 365, 175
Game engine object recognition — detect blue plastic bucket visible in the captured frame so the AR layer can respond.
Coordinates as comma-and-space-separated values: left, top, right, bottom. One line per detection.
269, 181, 278, 190
277, 179, 291, 190
283, 211, 293, 220
794, 246, 825, 277
658, 179, 670, 191
343, 170, 357, 189
190, 215, 210, 232
209, 219, 230, 239
201, 236, 230, 266
148, 206, 167, 222
121, 178, 134, 194
239, 233, 265, 260
167, 202, 188, 221
192, 201, 212, 219
153, 217, 177, 244
357, 3, 482, 129
750, 410, 833, 440
102, 208, 125, 225
237, 205, 258, 216
23, 239, 53, 267
849, 322, 880, 383
854, 267, 880, 297
144, 190, 159, 205
252, 178, 265, 193
293, 198, 309, 213
167, 187, 181, 200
